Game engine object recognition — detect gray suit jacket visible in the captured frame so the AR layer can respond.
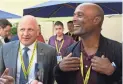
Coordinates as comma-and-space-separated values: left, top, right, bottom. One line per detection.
0, 40, 3, 47
0, 40, 57, 84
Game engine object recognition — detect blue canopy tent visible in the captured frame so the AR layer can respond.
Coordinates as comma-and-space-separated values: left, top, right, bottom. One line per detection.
0, 10, 21, 19
23, 0, 122, 18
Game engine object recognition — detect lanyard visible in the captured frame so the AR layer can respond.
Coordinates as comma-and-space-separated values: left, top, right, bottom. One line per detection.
80, 52, 91, 84
19, 41, 37, 79
55, 40, 64, 54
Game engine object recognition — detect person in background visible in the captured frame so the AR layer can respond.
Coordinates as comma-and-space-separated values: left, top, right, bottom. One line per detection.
10, 34, 19, 41
0, 15, 57, 84
65, 21, 79, 41
4, 32, 13, 43
48, 21, 74, 63
54, 3, 122, 84
37, 25, 45, 43
0, 19, 12, 45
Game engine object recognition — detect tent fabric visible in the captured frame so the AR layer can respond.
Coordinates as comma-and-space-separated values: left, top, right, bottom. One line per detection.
0, 10, 21, 19
23, 0, 122, 18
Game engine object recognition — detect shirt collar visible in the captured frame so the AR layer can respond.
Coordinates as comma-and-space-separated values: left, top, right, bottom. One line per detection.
0, 36, 5, 44
80, 34, 104, 57
0, 36, 4, 40
55, 34, 65, 41
20, 41, 36, 51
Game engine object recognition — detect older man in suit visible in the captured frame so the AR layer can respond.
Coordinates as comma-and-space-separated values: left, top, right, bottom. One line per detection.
0, 15, 57, 84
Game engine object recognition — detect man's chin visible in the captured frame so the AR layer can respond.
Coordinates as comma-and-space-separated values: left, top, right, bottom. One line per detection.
73, 31, 80, 36
57, 34, 63, 37
20, 41, 31, 46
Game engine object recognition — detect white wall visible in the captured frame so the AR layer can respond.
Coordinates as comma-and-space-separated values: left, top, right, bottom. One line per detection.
37, 15, 122, 43
9, 15, 122, 43
101, 15, 122, 43
38, 21, 54, 43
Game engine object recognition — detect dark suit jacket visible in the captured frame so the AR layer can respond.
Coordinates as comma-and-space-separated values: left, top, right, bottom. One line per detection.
0, 41, 57, 84
54, 35, 122, 84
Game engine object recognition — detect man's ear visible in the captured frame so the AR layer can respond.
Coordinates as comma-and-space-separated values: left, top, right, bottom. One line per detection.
0, 27, 3, 33
0, 28, 1, 34
37, 31, 40, 36
93, 16, 101, 25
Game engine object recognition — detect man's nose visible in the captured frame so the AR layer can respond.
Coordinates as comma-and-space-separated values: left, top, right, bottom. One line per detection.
23, 30, 29, 36
73, 15, 78, 22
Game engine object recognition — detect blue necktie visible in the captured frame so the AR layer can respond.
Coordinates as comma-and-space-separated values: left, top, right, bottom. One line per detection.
19, 47, 29, 84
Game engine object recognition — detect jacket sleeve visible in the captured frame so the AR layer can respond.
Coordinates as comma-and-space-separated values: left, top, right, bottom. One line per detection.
47, 48, 57, 84
53, 42, 78, 84
108, 43, 122, 83
53, 46, 71, 84
54, 64, 70, 84
0, 45, 5, 76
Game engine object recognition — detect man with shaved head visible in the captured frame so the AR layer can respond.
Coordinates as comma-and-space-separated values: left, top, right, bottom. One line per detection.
54, 3, 122, 84
0, 15, 57, 84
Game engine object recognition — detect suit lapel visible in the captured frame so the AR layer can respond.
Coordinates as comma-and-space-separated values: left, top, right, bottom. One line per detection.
0, 40, 3, 46
66, 42, 81, 84
36, 42, 46, 82
72, 42, 81, 58
10, 41, 19, 78
37, 42, 45, 64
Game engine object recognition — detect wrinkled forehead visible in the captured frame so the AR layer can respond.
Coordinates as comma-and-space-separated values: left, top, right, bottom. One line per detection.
18, 18, 38, 30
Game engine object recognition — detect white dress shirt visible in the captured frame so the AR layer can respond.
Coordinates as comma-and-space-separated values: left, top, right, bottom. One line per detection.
16, 42, 37, 84
0, 36, 5, 44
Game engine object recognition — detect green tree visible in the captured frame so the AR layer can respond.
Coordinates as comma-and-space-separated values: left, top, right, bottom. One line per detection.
11, 22, 18, 35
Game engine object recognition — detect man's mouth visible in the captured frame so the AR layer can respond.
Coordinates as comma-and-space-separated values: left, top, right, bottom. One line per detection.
74, 25, 81, 31
23, 38, 30, 40
74, 25, 81, 27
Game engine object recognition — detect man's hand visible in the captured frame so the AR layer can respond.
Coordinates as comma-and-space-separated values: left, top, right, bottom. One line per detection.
31, 80, 43, 84
91, 55, 115, 75
0, 68, 14, 84
59, 53, 80, 72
